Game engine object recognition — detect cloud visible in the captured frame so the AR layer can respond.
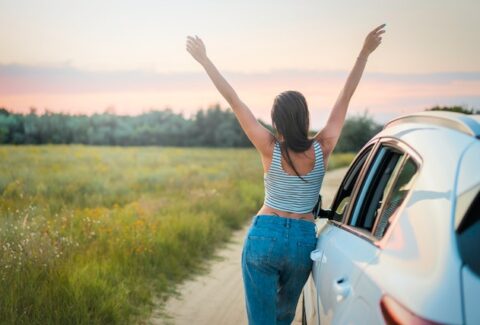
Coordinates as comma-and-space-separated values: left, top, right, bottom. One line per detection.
0, 64, 208, 94
2, 63, 479, 94
1, 63, 479, 126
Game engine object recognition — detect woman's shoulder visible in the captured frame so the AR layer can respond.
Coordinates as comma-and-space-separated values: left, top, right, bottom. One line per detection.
313, 133, 334, 152
259, 137, 278, 159
308, 137, 322, 151
312, 135, 331, 167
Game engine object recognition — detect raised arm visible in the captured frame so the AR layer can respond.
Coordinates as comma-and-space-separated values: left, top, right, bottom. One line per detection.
186, 36, 274, 156
315, 24, 386, 159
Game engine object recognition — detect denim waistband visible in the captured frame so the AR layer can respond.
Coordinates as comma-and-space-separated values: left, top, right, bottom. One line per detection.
252, 214, 317, 231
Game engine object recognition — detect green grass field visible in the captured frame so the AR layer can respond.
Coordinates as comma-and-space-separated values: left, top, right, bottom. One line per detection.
0, 145, 354, 324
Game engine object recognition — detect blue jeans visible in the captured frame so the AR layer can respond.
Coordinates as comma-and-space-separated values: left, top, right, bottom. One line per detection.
241, 214, 317, 325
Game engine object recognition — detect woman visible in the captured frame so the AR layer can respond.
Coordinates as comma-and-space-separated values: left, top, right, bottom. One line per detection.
186, 24, 386, 324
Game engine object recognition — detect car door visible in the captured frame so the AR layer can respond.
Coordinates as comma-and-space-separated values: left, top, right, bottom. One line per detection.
310, 142, 377, 324
313, 139, 420, 324
341, 143, 419, 324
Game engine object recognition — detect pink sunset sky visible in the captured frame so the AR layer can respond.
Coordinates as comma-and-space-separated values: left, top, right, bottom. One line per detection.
1, 0, 479, 129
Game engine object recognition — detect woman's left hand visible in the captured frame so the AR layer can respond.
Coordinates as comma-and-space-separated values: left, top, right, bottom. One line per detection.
360, 24, 386, 57
186, 35, 208, 65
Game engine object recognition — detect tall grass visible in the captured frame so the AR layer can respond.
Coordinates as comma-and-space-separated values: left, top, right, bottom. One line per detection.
328, 152, 356, 170
0, 145, 353, 324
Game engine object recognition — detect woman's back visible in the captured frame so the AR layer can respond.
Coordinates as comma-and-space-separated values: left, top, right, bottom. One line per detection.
263, 140, 325, 214
277, 142, 317, 176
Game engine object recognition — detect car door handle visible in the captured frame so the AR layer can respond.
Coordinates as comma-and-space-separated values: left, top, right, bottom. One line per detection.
310, 249, 323, 262
333, 277, 351, 302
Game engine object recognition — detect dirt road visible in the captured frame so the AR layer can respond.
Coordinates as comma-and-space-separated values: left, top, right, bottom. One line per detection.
149, 167, 348, 325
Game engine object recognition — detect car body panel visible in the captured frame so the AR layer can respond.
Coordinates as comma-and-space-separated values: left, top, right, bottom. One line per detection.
462, 266, 480, 325
367, 127, 467, 323
456, 141, 480, 325
456, 139, 480, 198
314, 224, 379, 324
308, 223, 335, 323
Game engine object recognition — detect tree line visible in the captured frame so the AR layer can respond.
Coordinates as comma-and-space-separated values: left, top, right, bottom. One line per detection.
0, 105, 475, 152
0, 105, 253, 148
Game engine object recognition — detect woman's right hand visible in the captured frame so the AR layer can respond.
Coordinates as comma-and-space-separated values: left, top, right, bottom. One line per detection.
186, 35, 208, 65
360, 24, 386, 57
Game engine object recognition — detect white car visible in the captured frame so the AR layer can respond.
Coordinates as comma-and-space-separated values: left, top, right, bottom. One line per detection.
303, 111, 480, 325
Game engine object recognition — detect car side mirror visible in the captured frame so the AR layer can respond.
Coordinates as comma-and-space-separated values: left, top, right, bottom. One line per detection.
313, 194, 333, 220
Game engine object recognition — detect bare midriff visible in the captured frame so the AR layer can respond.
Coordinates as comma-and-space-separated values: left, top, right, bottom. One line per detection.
256, 204, 315, 223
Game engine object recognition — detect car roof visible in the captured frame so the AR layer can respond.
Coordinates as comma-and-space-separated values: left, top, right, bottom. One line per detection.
383, 111, 480, 138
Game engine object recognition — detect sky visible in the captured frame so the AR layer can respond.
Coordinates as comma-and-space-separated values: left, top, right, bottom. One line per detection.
0, 0, 479, 128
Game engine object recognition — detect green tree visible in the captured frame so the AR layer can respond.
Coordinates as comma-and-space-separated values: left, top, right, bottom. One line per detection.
334, 112, 383, 153
426, 105, 479, 115
0, 106, 390, 150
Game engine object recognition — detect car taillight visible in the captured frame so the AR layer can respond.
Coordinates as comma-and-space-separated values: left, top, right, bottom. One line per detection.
380, 295, 444, 325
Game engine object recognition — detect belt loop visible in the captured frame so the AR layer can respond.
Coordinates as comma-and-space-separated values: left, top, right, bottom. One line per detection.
253, 215, 259, 225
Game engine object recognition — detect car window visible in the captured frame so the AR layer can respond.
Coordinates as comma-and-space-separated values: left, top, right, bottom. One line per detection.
373, 158, 417, 239
331, 145, 373, 222
348, 145, 418, 239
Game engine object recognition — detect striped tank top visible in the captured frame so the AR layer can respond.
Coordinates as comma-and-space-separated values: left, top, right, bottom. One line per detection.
263, 140, 325, 214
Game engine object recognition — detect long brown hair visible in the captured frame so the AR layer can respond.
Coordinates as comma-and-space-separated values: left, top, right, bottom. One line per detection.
271, 90, 314, 181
